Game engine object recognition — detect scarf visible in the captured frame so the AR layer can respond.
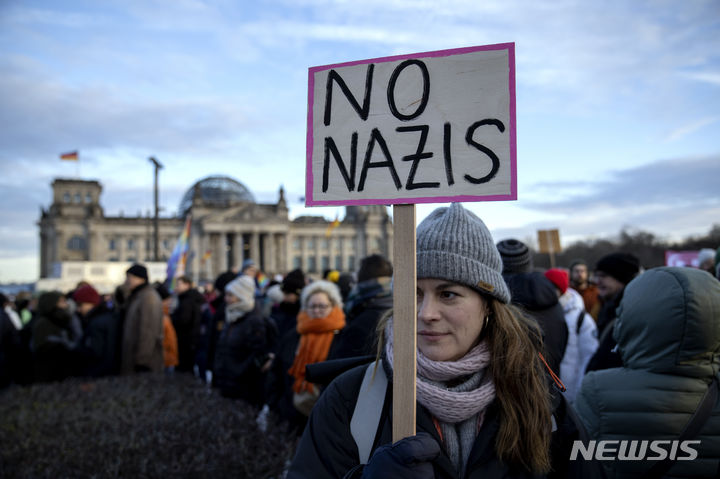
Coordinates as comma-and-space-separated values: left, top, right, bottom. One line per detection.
288, 306, 346, 393
225, 301, 252, 324
384, 319, 496, 476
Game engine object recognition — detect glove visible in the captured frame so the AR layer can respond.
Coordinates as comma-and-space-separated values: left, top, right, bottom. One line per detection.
361, 432, 440, 479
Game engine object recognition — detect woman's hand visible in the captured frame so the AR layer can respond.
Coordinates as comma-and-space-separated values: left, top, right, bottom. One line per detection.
361, 432, 440, 478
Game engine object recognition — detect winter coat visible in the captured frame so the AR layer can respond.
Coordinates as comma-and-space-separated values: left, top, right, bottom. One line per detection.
31, 292, 80, 382
120, 283, 164, 374
171, 288, 204, 371
162, 304, 179, 369
558, 288, 598, 403
575, 267, 720, 478
584, 292, 623, 373
75, 303, 119, 377
213, 304, 274, 406
328, 279, 393, 360
271, 300, 301, 339
504, 272, 569, 374
288, 361, 597, 479
266, 327, 306, 434
0, 309, 21, 388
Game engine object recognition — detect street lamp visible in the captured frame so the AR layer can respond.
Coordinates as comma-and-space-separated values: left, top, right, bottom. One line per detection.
149, 157, 163, 261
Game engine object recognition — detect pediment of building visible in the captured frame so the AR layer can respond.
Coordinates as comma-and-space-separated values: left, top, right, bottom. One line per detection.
198, 203, 265, 224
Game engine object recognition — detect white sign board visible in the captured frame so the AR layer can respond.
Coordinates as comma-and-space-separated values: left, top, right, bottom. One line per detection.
306, 43, 516, 206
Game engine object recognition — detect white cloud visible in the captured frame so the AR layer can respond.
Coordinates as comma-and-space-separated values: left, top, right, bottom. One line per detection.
664, 117, 720, 142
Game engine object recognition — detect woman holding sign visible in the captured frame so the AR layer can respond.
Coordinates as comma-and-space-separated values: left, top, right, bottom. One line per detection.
287, 203, 591, 479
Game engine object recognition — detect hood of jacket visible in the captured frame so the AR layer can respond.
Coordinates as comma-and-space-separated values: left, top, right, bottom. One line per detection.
614, 267, 720, 378
37, 291, 63, 317
503, 272, 559, 311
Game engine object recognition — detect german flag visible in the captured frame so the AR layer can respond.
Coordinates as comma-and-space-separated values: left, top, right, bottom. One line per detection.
60, 151, 79, 161
325, 216, 341, 237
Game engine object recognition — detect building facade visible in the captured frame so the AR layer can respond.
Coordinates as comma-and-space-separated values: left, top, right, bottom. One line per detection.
38, 176, 393, 284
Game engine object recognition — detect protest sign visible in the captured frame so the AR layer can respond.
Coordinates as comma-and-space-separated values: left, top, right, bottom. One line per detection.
306, 43, 516, 441
306, 43, 516, 206
665, 250, 702, 268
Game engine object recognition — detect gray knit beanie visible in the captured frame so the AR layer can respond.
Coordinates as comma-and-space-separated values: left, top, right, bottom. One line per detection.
496, 239, 532, 274
225, 275, 256, 313
416, 203, 510, 304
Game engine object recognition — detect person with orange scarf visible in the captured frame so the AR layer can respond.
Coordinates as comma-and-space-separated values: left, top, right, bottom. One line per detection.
288, 280, 346, 415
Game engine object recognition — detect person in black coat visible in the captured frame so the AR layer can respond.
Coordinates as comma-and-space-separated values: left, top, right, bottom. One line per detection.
213, 275, 275, 407
0, 303, 21, 388
72, 284, 119, 377
584, 252, 640, 373
31, 291, 79, 383
496, 239, 569, 374
171, 276, 205, 373
328, 254, 393, 360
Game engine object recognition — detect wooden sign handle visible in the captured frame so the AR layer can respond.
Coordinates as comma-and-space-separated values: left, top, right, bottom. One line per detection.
392, 204, 417, 441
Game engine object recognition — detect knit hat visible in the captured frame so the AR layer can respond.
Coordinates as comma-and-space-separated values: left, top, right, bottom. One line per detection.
282, 269, 306, 295
595, 253, 640, 285
416, 203, 510, 304
225, 275, 256, 312
698, 248, 715, 267
214, 271, 238, 292
496, 239, 532, 274
544, 268, 569, 294
300, 279, 343, 310
72, 285, 101, 306
126, 263, 148, 281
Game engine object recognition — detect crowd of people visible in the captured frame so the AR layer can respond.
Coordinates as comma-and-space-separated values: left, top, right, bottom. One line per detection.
1, 206, 719, 478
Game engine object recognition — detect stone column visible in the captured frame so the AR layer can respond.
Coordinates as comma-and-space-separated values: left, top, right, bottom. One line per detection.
250, 233, 260, 266
190, 225, 201, 285
234, 233, 244, 271
220, 233, 228, 273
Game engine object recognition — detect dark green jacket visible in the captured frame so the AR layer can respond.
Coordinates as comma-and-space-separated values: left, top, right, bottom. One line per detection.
576, 267, 720, 478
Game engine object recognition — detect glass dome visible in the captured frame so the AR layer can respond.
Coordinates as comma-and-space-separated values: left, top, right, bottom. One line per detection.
179, 176, 255, 214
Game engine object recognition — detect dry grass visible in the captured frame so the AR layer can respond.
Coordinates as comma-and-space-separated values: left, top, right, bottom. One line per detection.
0, 373, 296, 478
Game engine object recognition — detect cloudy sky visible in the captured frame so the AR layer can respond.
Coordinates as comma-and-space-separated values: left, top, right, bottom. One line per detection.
1, 0, 719, 282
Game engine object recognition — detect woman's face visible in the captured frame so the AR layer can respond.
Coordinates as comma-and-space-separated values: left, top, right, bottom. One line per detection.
306, 292, 333, 319
417, 278, 488, 362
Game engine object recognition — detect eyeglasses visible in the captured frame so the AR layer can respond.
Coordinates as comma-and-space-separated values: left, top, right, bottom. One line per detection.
307, 303, 331, 311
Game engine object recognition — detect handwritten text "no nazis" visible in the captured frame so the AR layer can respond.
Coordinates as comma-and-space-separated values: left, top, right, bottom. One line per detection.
322, 59, 506, 194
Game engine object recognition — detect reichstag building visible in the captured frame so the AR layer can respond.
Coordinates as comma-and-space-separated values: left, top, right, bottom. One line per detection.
38, 176, 393, 283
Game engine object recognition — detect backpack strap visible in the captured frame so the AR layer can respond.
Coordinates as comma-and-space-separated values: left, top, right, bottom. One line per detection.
350, 360, 388, 464
576, 309, 586, 335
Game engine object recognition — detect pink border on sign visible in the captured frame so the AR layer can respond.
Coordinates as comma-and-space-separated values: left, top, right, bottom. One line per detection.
306, 42, 517, 206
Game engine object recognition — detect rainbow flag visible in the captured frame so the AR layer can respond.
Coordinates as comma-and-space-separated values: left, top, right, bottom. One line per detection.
60, 151, 79, 161
325, 215, 341, 237
166, 215, 192, 292
256, 272, 270, 290
201, 249, 212, 263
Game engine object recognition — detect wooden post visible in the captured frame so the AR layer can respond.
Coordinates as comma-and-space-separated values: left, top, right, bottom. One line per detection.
392, 204, 417, 441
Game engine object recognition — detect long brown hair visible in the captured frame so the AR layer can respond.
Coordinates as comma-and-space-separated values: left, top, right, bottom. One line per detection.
375, 299, 552, 474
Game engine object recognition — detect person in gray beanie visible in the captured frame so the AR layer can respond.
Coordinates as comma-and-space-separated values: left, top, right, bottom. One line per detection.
289, 203, 598, 479
213, 275, 275, 405
496, 238, 569, 375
